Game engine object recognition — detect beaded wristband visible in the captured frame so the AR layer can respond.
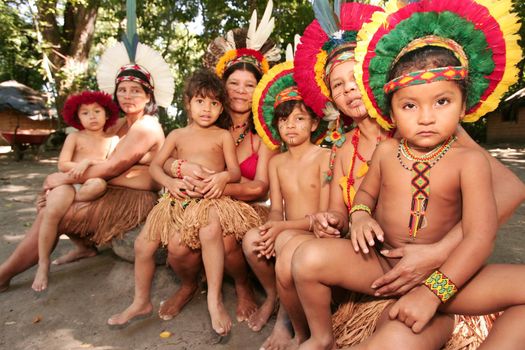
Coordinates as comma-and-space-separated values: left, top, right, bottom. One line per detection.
349, 204, 372, 216
170, 160, 179, 178
173, 160, 186, 179
423, 270, 458, 303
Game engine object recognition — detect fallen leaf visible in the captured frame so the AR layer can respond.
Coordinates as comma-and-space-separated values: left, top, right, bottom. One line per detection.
32, 315, 42, 323
160, 331, 172, 338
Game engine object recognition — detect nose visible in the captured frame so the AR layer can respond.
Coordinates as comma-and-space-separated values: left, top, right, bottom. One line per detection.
418, 106, 435, 125
344, 80, 358, 93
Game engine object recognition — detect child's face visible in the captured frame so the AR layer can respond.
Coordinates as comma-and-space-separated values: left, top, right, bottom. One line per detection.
329, 60, 368, 121
390, 80, 465, 150
77, 102, 107, 131
225, 69, 258, 114
187, 94, 224, 128
277, 104, 318, 147
116, 81, 150, 115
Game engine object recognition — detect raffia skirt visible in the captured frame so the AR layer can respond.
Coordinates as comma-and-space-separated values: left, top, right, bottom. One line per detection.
58, 186, 158, 245
146, 194, 263, 249
332, 292, 499, 349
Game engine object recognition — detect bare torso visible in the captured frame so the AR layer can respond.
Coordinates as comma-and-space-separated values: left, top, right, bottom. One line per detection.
275, 146, 330, 220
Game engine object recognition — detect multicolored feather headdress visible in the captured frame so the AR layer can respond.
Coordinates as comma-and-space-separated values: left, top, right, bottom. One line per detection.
96, 3, 174, 109
355, 0, 522, 129
203, 0, 281, 78
253, 37, 328, 150
294, 0, 384, 119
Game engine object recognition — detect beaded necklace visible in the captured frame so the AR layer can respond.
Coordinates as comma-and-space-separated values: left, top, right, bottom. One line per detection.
232, 121, 247, 130
234, 129, 247, 146
397, 136, 456, 239
345, 128, 382, 211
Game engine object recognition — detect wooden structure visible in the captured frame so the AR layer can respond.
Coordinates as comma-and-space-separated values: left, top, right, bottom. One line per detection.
0, 80, 57, 159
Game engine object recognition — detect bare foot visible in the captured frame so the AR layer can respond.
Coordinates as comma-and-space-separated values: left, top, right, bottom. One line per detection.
248, 298, 277, 332
208, 301, 232, 336
235, 280, 258, 322
259, 321, 293, 350
0, 281, 9, 293
107, 301, 153, 327
52, 247, 97, 265
158, 283, 198, 321
31, 264, 49, 292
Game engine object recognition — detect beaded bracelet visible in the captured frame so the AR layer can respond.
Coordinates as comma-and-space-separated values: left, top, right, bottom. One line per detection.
423, 270, 458, 303
349, 204, 372, 216
170, 160, 179, 178
173, 160, 186, 179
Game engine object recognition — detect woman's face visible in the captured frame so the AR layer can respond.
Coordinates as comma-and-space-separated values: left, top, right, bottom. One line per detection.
115, 81, 150, 116
224, 69, 258, 114
329, 60, 368, 121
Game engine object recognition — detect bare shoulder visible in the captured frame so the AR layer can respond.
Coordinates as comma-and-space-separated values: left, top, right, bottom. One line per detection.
451, 144, 489, 168
132, 115, 162, 131
269, 152, 286, 169
375, 138, 398, 155
314, 146, 331, 163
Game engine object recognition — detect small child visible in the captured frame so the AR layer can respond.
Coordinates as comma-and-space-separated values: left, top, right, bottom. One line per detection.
292, 44, 525, 350
108, 70, 260, 336
243, 63, 330, 342
32, 91, 119, 292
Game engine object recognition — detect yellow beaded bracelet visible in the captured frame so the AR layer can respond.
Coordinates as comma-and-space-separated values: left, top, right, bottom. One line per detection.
349, 204, 372, 216
424, 270, 458, 303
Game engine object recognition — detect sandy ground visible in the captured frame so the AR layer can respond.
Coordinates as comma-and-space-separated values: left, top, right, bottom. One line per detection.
0, 145, 524, 350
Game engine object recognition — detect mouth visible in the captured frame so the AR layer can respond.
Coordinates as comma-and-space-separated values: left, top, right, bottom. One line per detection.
417, 131, 437, 136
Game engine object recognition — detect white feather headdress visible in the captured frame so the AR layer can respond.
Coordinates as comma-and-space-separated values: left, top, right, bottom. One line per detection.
96, 42, 174, 108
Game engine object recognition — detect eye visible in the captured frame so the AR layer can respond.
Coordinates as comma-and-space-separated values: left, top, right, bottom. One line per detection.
402, 102, 416, 110
331, 82, 342, 90
436, 98, 450, 106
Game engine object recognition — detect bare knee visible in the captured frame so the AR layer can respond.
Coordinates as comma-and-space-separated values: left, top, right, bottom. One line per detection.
242, 228, 259, 257
275, 246, 294, 288
76, 178, 107, 201
291, 241, 324, 282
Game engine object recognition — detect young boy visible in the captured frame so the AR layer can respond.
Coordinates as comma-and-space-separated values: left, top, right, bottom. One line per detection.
32, 91, 119, 292
108, 70, 260, 336
292, 45, 525, 350
243, 74, 330, 345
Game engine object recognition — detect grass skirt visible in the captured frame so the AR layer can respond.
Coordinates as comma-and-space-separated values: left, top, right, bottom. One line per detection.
332, 293, 498, 349
59, 186, 158, 245
146, 194, 262, 249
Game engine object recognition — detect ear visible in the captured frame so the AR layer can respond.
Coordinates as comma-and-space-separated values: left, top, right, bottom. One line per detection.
310, 117, 320, 132
459, 101, 466, 121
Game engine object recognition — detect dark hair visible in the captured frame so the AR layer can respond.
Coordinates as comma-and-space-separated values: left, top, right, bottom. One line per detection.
184, 69, 228, 129
272, 100, 318, 143
386, 46, 469, 109
222, 62, 263, 133
114, 82, 158, 115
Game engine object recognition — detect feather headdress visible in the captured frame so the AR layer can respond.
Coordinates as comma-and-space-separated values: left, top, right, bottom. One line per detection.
203, 0, 281, 78
294, 1, 384, 120
253, 38, 328, 150
96, 3, 174, 109
354, 0, 521, 128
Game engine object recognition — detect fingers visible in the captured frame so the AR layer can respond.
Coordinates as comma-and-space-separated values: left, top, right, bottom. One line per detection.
380, 247, 404, 259
371, 268, 400, 290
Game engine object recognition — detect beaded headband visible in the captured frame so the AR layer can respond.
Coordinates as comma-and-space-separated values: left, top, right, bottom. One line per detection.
116, 64, 154, 91
274, 86, 303, 108
324, 49, 355, 86
354, 0, 521, 128
384, 66, 467, 94
216, 49, 269, 78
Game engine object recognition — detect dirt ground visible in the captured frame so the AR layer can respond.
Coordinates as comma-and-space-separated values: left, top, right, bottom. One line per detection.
0, 145, 524, 350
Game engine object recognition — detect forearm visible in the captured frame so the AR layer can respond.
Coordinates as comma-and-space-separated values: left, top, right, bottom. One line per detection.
281, 217, 312, 232
223, 180, 268, 201
58, 161, 77, 172
267, 209, 284, 222
150, 162, 175, 189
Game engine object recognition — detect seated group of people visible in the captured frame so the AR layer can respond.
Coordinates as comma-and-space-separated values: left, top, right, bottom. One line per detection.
1, 0, 525, 349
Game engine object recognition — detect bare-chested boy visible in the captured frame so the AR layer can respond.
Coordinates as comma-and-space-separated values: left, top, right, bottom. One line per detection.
32, 91, 119, 292
292, 44, 525, 349
243, 78, 330, 348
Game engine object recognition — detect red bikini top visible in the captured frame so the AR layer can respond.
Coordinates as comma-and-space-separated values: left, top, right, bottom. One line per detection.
239, 133, 259, 181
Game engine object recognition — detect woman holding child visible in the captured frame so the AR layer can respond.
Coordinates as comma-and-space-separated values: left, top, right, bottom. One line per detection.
107, 1, 280, 334
289, 0, 525, 349
0, 40, 173, 293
